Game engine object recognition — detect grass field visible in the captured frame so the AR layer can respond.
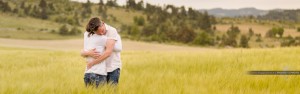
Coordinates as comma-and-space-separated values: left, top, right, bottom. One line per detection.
215, 23, 300, 48
216, 24, 300, 37
1, 46, 300, 94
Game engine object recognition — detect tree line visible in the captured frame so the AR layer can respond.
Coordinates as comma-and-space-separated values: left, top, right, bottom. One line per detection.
2, 0, 299, 47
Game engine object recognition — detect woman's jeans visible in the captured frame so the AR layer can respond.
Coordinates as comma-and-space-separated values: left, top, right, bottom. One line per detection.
84, 73, 107, 88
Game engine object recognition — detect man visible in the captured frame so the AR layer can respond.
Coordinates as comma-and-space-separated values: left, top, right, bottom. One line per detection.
82, 19, 122, 85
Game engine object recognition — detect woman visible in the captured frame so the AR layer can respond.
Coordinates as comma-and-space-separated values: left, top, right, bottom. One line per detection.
81, 17, 107, 88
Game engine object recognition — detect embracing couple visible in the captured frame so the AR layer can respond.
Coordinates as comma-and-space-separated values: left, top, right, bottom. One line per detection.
80, 17, 122, 88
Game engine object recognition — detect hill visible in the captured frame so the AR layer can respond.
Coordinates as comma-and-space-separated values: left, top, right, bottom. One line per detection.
1, 0, 300, 48
199, 7, 268, 17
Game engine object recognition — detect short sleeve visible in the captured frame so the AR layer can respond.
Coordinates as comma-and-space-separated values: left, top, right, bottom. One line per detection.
106, 26, 118, 41
113, 34, 122, 52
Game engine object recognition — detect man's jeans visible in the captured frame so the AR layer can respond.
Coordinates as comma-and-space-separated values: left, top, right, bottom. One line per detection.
107, 68, 120, 85
84, 73, 107, 88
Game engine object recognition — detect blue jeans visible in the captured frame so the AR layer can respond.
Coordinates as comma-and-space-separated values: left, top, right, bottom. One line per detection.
107, 68, 120, 85
84, 73, 107, 88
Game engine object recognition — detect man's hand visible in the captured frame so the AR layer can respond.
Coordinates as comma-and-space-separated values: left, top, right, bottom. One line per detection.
81, 48, 101, 59
88, 48, 101, 59
86, 61, 94, 70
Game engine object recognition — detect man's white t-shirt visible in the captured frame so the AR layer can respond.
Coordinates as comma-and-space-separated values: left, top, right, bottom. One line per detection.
83, 32, 107, 75
106, 34, 122, 72
104, 24, 122, 72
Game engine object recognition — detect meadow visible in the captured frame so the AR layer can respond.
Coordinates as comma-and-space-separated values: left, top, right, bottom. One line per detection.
1, 46, 300, 94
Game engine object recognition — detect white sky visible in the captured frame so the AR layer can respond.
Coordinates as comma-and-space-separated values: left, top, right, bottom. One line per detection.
71, 0, 300, 10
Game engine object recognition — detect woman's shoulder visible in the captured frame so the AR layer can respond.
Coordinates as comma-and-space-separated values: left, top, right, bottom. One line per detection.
91, 34, 108, 40
84, 31, 89, 36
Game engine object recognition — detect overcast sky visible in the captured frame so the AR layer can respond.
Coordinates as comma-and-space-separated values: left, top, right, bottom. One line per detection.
71, 0, 300, 10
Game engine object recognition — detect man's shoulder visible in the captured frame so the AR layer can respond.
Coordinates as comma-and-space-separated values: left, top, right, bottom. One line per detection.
105, 24, 118, 40
105, 24, 117, 32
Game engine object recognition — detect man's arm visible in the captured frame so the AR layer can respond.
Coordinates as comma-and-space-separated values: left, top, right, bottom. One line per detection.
87, 39, 116, 69
80, 48, 100, 58
113, 42, 122, 52
113, 35, 122, 52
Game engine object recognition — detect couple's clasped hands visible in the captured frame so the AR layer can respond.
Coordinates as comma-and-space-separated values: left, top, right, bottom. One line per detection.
86, 48, 101, 69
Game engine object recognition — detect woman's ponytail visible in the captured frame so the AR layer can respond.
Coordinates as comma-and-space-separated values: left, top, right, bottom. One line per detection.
86, 17, 101, 37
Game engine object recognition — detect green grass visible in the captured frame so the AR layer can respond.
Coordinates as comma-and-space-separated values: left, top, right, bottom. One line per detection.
1, 46, 300, 94
107, 8, 145, 25
0, 13, 84, 40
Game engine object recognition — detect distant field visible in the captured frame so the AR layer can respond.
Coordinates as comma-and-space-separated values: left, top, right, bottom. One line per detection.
215, 23, 300, 47
0, 38, 204, 51
0, 13, 83, 40
216, 24, 300, 37
1, 46, 300, 94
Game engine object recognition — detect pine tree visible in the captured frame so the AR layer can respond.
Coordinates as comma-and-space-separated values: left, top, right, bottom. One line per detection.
240, 35, 249, 48
0, 1, 12, 12
59, 25, 69, 35
99, 0, 104, 5
248, 28, 254, 37
39, 0, 48, 19
199, 11, 212, 31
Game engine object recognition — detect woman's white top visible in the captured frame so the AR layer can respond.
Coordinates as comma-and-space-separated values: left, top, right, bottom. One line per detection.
83, 31, 107, 75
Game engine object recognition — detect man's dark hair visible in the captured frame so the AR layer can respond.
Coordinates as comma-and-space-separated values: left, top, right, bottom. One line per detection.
86, 17, 102, 37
